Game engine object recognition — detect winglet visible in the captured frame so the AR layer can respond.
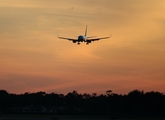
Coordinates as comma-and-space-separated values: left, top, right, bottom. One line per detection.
110, 34, 112, 38
108, 34, 112, 38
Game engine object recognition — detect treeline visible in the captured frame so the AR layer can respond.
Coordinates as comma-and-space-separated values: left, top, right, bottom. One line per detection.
0, 89, 165, 116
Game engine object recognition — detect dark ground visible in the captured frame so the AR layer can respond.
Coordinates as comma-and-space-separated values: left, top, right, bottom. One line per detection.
0, 115, 164, 120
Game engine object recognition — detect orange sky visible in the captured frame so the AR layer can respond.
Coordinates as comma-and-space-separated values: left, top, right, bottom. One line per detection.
0, 0, 165, 94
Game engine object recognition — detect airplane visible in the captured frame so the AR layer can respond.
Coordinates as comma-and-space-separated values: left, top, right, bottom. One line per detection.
58, 25, 111, 45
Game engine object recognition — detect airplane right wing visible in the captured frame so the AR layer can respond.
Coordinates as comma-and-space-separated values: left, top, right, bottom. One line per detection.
57, 35, 78, 41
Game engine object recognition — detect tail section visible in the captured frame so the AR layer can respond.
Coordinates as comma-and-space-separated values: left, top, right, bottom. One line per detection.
85, 25, 87, 36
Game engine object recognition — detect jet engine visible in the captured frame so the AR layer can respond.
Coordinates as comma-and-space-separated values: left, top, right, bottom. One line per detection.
86, 40, 91, 43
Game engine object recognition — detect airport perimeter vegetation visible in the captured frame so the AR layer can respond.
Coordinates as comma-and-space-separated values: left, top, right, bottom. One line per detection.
0, 89, 165, 118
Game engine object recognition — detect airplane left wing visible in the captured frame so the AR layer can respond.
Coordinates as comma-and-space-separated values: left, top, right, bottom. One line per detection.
87, 35, 111, 41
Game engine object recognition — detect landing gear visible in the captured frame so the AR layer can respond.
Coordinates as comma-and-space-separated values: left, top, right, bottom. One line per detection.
86, 42, 89, 45
77, 42, 80, 45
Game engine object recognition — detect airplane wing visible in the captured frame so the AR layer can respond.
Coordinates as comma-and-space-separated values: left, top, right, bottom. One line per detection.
58, 36, 78, 41
87, 35, 111, 41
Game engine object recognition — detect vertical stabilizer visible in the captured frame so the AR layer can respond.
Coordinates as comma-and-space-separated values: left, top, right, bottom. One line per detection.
85, 25, 87, 36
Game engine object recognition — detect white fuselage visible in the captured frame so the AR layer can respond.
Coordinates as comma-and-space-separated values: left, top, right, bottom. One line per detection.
78, 35, 87, 42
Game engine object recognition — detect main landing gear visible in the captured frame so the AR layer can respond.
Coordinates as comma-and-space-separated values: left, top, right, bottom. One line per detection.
77, 42, 90, 45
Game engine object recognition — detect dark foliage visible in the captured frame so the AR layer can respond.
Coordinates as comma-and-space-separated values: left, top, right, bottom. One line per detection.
0, 89, 165, 117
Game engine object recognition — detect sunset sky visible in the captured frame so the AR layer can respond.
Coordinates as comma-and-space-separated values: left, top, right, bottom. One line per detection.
0, 0, 165, 94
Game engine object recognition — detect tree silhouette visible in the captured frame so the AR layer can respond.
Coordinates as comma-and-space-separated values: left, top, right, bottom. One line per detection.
0, 89, 164, 116
106, 90, 112, 96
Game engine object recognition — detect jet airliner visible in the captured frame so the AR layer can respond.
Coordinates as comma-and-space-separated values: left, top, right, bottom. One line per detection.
58, 26, 111, 45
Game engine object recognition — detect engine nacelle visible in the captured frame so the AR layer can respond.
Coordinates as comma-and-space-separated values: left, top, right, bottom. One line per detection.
73, 40, 76, 43
86, 40, 91, 43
